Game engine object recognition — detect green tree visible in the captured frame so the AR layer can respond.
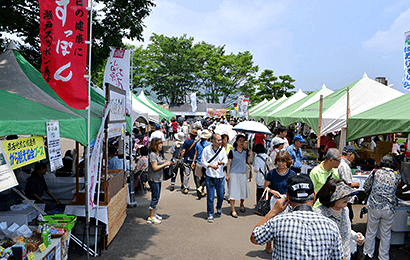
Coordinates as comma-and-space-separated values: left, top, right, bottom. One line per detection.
133, 33, 202, 104
0, 0, 155, 75
247, 69, 296, 103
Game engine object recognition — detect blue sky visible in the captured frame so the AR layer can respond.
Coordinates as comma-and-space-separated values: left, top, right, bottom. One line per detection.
129, 0, 410, 94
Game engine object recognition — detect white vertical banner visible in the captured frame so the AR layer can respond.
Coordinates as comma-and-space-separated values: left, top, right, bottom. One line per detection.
190, 92, 197, 112
88, 103, 112, 212
103, 48, 132, 114
243, 98, 249, 120
47, 121, 63, 172
237, 95, 244, 118
404, 32, 410, 90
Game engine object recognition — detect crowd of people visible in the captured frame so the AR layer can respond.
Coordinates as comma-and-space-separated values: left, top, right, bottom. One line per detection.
127, 116, 410, 260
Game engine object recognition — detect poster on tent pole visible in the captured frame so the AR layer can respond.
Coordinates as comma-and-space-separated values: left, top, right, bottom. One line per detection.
403, 31, 410, 90
103, 48, 132, 115
39, 0, 89, 109
0, 142, 18, 193
47, 121, 63, 172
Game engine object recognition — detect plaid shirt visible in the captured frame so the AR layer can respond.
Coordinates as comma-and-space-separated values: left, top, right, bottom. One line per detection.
253, 208, 344, 260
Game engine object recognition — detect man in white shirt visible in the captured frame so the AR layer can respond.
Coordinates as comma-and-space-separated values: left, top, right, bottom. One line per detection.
201, 133, 228, 223
150, 124, 165, 142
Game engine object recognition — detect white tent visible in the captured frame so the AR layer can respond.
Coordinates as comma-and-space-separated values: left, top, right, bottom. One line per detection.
267, 89, 307, 115
290, 73, 404, 136
249, 98, 270, 113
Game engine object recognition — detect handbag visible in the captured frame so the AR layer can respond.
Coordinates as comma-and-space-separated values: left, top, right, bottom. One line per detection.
254, 187, 271, 216
163, 166, 174, 180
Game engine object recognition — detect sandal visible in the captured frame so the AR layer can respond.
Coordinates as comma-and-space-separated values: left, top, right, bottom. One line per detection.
231, 211, 238, 218
265, 247, 273, 254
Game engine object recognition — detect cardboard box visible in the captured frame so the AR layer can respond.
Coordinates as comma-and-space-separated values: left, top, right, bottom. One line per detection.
376, 141, 393, 154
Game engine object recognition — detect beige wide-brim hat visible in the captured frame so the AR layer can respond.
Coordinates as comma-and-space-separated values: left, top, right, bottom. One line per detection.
200, 130, 212, 140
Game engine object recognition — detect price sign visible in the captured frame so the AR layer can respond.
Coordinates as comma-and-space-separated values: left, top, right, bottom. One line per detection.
27, 252, 35, 260
39, 243, 47, 253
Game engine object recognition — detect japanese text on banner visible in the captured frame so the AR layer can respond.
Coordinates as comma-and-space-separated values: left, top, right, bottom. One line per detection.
404, 32, 410, 90
1, 136, 46, 170
103, 49, 132, 114
39, 0, 89, 109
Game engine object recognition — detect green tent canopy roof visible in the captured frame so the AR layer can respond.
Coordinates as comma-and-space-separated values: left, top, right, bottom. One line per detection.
267, 84, 334, 126
249, 95, 288, 121
347, 93, 410, 140
138, 91, 175, 120
249, 98, 269, 113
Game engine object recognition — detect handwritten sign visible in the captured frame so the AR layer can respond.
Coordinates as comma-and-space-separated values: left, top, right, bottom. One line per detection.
39, 243, 47, 253
1, 136, 46, 169
47, 121, 63, 172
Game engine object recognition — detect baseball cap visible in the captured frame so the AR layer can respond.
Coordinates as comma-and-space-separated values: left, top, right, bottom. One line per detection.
330, 182, 358, 203
286, 174, 314, 199
343, 145, 360, 158
293, 134, 306, 143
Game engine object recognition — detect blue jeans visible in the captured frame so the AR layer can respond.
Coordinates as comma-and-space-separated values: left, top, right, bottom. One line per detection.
205, 176, 225, 217
148, 181, 161, 210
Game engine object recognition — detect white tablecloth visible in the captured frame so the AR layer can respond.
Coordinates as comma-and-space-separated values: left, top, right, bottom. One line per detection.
64, 205, 108, 233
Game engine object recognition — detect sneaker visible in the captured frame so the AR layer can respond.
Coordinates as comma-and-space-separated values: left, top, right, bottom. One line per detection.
147, 217, 161, 224
207, 216, 214, 223
170, 185, 175, 191
215, 210, 222, 217
154, 213, 163, 220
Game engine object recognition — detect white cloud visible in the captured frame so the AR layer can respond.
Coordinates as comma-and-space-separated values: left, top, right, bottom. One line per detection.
362, 7, 410, 52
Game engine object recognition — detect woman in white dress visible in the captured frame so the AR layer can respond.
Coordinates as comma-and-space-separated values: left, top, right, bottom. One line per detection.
226, 135, 251, 218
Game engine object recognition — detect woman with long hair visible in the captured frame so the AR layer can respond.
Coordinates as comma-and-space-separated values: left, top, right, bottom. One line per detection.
147, 138, 171, 224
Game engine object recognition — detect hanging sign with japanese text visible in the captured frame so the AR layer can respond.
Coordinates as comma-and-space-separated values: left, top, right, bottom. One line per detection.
0, 142, 18, 193
243, 98, 249, 120
207, 108, 226, 118
103, 48, 131, 115
404, 31, 410, 90
39, 0, 89, 109
47, 121, 63, 172
1, 136, 46, 170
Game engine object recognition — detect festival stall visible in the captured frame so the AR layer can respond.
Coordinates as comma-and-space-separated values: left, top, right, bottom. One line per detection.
248, 98, 269, 113
0, 45, 133, 257
249, 96, 281, 118
249, 95, 288, 120
267, 84, 334, 126
283, 73, 404, 136
259, 89, 307, 120
137, 91, 176, 120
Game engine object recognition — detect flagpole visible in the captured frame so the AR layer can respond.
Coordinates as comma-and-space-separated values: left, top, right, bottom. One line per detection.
85, 0, 94, 258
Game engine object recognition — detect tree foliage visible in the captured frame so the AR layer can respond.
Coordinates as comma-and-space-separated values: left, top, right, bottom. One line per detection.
132, 34, 259, 104
0, 0, 155, 75
244, 69, 296, 103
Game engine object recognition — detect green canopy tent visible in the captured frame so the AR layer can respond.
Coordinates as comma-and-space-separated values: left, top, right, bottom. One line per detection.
137, 91, 176, 120
267, 84, 334, 126
0, 44, 100, 145
284, 73, 404, 136
249, 97, 281, 118
248, 98, 269, 113
249, 95, 288, 121
347, 93, 410, 141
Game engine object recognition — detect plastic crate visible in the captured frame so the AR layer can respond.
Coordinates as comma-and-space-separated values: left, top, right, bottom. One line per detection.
38, 214, 77, 231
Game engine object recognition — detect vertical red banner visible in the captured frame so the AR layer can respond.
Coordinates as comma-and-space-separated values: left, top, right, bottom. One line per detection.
39, 0, 89, 109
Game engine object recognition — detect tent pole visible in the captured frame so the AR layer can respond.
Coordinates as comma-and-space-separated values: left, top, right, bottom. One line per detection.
340, 87, 350, 150
317, 95, 323, 149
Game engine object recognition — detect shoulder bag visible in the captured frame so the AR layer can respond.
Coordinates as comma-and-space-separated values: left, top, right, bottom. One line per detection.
201, 147, 223, 176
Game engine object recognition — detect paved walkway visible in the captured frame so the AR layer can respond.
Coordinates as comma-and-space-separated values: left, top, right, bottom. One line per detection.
69, 141, 410, 259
